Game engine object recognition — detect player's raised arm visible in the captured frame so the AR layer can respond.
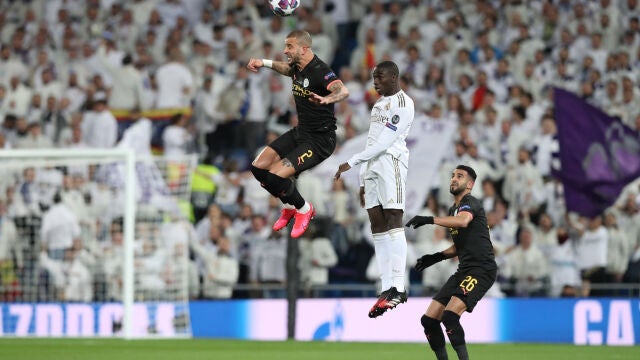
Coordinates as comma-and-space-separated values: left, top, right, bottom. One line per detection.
406, 211, 473, 229
309, 80, 349, 105
246, 58, 292, 76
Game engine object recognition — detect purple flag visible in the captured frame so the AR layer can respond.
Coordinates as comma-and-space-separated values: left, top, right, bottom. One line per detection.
552, 88, 640, 217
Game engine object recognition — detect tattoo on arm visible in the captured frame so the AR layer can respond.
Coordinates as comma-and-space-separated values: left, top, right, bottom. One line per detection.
271, 61, 292, 76
281, 158, 293, 167
323, 81, 350, 104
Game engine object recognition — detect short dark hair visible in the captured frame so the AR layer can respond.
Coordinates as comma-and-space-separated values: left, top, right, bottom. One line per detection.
375, 60, 399, 77
286, 30, 312, 47
456, 165, 477, 182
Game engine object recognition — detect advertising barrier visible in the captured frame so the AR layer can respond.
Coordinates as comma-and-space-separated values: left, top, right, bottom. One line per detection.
1, 298, 637, 344
189, 298, 640, 345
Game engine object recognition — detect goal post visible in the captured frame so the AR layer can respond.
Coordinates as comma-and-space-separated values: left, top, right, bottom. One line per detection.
0, 149, 195, 339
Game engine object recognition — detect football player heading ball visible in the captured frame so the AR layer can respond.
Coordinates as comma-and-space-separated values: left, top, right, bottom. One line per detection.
246, 30, 349, 238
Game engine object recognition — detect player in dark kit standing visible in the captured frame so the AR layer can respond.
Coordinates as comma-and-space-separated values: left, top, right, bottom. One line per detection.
405, 165, 497, 360
247, 30, 349, 238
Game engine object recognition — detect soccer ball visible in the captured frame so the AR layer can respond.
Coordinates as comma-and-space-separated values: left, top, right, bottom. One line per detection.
268, 0, 300, 17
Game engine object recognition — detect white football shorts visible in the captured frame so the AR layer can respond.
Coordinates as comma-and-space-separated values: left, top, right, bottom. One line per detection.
363, 154, 407, 210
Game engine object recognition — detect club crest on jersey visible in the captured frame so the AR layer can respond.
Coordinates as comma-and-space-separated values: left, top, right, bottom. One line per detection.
391, 115, 400, 124
297, 149, 313, 165
385, 102, 391, 111
303, 78, 309, 87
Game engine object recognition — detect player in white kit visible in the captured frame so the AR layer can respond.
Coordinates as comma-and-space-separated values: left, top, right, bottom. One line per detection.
334, 61, 415, 318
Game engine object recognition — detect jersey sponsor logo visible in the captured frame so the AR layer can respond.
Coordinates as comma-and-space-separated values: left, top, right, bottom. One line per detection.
297, 149, 313, 165
391, 114, 400, 124
292, 83, 312, 98
449, 227, 458, 235
324, 71, 336, 80
303, 78, 309, 87
370, 106, 388, 124
385, 122, 397, 131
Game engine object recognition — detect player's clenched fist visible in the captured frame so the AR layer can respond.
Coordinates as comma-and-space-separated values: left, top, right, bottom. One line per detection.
246, 58, 263, 72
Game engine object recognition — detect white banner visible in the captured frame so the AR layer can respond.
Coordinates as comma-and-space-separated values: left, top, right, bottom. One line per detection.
311, 115, 457, 216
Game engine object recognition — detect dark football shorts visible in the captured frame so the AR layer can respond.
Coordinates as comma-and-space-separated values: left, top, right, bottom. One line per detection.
433, 268, 497, 312
269, 127, 336, 174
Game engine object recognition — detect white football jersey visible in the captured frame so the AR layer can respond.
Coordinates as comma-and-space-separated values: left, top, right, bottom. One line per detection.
347, 90, 415, 167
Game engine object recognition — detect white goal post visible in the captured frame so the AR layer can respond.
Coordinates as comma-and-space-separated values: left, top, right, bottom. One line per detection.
0, 149, 195, 339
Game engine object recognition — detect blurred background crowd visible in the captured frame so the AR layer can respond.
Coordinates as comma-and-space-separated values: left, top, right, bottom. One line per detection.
0, 0, 640, 303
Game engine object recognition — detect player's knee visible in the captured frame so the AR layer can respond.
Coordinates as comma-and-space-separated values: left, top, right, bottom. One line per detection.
251, 157, 270, 170
252, 146, 278, 169
441, 310, 460, 329
420, 314, 440, 331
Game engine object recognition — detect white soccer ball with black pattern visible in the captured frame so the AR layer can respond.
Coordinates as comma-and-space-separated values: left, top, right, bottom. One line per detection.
268, 0, 300, 17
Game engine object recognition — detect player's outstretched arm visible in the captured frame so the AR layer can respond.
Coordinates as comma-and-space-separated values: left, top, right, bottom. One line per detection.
309, 80, 349, 105
406, 212, 472, 229
405, 215, 434, 229
247, 58, 292, 76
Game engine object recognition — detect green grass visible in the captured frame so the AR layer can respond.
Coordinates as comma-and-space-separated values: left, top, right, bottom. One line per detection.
0, 339, 638, 360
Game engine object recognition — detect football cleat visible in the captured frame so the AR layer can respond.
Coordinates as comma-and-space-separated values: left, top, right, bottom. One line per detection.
368, 289, 391, 318
272, 208, 297, 231
369, 287, 407, 318
290, 203, 315, 238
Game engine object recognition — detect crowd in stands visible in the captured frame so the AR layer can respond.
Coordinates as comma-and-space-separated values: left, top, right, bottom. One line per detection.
1, 0, 640, 302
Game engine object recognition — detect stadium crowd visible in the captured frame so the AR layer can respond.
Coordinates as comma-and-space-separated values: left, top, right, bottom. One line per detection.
0, 0, 640, 302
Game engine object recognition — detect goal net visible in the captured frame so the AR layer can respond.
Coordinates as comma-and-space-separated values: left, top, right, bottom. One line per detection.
0, 149, 196, 338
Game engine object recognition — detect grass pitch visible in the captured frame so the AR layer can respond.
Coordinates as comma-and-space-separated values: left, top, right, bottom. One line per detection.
0, 339, 638, 360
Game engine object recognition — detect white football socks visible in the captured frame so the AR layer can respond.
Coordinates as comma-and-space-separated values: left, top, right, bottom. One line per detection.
372, 231, 392, 292
388, 228, 407, 292
298, 201, 311, 214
